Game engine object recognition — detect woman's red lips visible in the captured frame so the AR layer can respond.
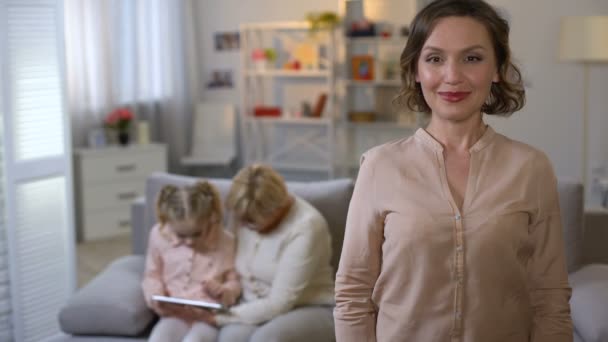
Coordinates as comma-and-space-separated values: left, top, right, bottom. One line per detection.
438, 91, 471, 102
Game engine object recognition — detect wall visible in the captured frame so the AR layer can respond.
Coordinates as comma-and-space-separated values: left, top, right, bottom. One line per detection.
194, 0, 608, 205
484, 0, 608, 206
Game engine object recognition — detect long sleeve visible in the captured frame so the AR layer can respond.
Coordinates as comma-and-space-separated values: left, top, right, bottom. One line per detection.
334, 153, 384, 342
528, 156, 573, 342
141, 225, 166, 308
223, 220, 328, 325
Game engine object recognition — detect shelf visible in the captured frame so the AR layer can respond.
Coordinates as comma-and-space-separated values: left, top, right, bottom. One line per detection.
240, 21, 311, 31
346, 36, 408, 45
345, 121, 417, 129
270, 161, 333, 172
346, 80, 401, 87
245, 69, 330, 78
248, 116, 333, 125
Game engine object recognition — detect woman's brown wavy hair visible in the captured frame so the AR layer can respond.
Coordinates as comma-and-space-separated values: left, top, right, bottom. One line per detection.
394, 0, 525, 116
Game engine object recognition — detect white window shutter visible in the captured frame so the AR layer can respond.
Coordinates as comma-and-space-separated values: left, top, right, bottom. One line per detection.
0, 0, 77, 341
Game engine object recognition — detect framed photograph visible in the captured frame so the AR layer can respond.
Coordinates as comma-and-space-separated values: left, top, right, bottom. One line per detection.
214, 32, 240, 51
351, 55, 374, 81
87, 128, 106, 148
207, 69, 233, 89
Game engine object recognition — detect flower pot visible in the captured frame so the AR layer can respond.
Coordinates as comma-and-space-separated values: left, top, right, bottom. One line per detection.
118, 131, 130, 146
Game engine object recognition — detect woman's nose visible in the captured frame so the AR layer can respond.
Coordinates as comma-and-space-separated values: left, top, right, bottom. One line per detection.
444, 60, 463, 84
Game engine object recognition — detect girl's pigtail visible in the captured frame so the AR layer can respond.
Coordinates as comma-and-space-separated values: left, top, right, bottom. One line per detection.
156, 185, 178, 224
190, 181, 223, 223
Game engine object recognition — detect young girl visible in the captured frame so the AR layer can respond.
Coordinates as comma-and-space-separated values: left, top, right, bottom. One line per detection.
142, 181, 240, 342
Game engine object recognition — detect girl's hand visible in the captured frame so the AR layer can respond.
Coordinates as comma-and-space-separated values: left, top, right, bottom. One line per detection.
203, 278, 224, 298
219, 288, 238, 307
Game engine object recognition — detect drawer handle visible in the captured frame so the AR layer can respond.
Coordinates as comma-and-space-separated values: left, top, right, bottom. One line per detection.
118, 220, 131, 228
116, 164, 136, 172
118, 191, 138, 200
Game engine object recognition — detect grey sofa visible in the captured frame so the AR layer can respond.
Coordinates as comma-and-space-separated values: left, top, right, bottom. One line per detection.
50, 172, 608, 342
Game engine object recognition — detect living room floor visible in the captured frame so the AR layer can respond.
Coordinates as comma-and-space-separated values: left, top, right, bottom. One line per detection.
77, 234, 131, 288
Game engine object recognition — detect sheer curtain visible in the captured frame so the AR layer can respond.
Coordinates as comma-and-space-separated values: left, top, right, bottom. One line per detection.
64, 0, 201, 171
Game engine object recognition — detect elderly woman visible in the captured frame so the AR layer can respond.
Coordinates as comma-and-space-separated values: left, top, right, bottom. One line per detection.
215, 164, 335, 342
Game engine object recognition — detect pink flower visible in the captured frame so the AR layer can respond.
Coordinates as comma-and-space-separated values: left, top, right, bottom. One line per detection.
105, 107, 134, 132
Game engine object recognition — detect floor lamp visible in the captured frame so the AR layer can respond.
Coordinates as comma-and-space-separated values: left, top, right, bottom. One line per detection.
559, 16, 608, 204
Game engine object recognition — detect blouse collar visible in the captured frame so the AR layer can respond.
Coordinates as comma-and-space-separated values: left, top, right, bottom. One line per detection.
414, 125, 496, 153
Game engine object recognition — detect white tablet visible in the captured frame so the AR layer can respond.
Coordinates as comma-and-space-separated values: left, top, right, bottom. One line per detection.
152, 295, 225, 311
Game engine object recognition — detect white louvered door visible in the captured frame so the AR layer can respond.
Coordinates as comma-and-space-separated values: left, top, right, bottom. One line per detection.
0, 0, 76, 341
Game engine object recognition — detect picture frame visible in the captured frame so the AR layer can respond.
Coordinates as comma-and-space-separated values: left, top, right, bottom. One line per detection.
207, 69, 234, 89
214, 32, 240, 51
87, 128, 106, 148
351, 55, 374, 81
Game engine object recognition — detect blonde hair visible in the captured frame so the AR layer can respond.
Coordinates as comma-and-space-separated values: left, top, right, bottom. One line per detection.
225, 164, 289, 224
155, 181, 223, 225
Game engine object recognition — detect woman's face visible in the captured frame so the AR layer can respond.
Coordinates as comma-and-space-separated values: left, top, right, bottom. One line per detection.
241, 197, 292, 233
416, 16, 499, 122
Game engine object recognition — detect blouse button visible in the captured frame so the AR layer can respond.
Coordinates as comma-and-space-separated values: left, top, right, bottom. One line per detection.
454, 214, 461, 220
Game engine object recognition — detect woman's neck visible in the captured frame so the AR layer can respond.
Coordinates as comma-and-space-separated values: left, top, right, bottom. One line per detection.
425, 114, 487, 153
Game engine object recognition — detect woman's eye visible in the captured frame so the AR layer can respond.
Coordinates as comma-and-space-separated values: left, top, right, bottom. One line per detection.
465, 55, 482, 62
426, 56, 441, 63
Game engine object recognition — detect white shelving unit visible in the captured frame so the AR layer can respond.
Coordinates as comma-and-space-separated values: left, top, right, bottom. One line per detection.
340, 35, 421, 172
239, 21, 338, 178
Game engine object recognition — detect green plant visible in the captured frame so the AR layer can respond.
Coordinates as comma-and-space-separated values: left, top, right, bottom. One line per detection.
264, 48, 277, 62
306, 11, 341, 34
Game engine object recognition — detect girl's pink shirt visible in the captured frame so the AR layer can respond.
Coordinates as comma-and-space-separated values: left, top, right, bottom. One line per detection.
141, 222, 240, 307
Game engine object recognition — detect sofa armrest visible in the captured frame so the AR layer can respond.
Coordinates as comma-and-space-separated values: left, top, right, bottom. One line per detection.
59, 255, 155, 337
131, 196, 147, 255
583, 209, 608, 264
569, 264, 608, 342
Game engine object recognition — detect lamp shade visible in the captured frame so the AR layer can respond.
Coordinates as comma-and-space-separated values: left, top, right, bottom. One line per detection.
560, 16, 608, 62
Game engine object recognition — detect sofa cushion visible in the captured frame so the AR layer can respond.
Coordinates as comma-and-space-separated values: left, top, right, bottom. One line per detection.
557, 180, 584, 273
59, 255, 154, 337
569, 264, 608, 342
143, 172, 354, 273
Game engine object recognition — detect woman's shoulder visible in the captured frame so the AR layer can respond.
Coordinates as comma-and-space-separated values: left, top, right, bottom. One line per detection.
497, 133, 553, 168
361, 135, 417, 164
287, 197, 330, 235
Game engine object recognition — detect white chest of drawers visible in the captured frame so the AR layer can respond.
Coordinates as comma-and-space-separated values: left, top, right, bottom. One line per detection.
74, 143, 167, 241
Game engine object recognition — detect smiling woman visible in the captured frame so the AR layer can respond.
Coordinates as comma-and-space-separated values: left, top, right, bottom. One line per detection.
334, 1, 573, 341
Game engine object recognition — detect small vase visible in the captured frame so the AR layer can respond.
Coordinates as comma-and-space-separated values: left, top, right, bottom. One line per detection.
118, 131, 130, 146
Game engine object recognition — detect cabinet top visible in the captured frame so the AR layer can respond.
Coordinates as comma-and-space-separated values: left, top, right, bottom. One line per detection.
74, 143, 167, 157
240, 21, 331, 31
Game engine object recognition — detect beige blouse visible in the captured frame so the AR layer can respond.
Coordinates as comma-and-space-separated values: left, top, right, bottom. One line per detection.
334, 127, 572, 342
